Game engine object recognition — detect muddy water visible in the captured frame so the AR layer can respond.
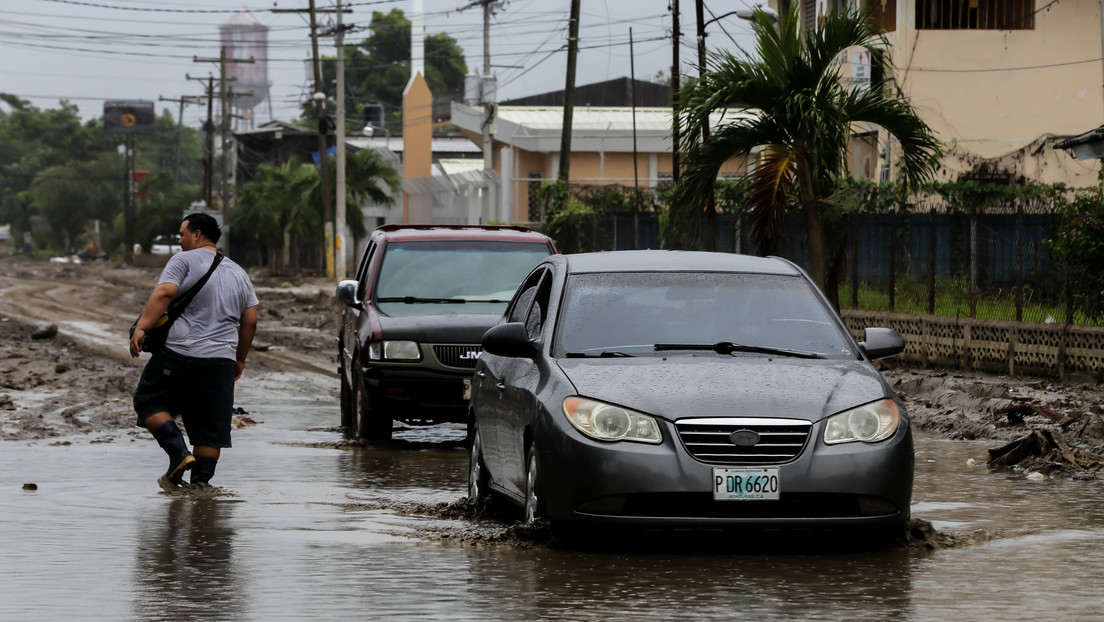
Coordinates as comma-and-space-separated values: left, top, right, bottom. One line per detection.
3, 371, 1104, 621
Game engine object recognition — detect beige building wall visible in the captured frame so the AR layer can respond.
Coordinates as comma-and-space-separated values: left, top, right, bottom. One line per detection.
770, 0, 1103, 187
890, 0, 1102, 185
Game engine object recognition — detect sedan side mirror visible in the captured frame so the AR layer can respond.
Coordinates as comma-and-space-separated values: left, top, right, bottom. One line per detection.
859, 327, 905, 360
336, 280, 360, 306
482, 322, 537, 359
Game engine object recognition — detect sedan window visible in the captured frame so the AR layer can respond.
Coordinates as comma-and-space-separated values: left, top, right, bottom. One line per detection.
555, 272, 854, 358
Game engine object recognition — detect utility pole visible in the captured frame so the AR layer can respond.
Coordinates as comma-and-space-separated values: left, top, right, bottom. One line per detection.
185, 74, 217, 210
694, 0, 715, 250
193, 49, 253, 252
158, 95, 201, 180
558, 0, 581, 186
272, 3, 349, 277
310, 0, 334, 279
482, 0, 495, 178
671, 0, 680, 183
335, 0, 347, 280
695, 0, 709, 142
460, 0, 501, 220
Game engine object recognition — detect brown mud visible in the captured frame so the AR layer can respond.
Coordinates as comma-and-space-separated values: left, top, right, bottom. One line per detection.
0, 257, 341, 441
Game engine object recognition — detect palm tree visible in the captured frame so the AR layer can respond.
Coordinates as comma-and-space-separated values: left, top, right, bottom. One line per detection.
671, 5, 941, 292
236, 158, 317, 270
337, 147, 401, 239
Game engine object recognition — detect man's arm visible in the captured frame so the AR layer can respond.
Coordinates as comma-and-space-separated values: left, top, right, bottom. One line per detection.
235, 305, 258, 381
129, 282, 180, 358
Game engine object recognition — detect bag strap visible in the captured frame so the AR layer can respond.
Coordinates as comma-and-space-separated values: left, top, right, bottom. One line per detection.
166, 252, 224, 320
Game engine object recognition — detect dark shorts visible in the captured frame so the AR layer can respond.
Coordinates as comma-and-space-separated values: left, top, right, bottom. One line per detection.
133, 347, 237, 448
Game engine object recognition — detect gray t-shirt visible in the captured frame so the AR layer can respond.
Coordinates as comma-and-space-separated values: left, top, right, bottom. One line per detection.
158, 248, 259, 360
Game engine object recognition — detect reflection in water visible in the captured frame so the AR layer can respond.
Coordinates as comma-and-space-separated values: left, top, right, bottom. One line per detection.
130, 496, 248, 621
457, 545, 914, 621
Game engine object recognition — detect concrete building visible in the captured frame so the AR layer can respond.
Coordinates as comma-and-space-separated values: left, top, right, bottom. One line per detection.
450, 100, 752, 224
770, 0, 1103, 186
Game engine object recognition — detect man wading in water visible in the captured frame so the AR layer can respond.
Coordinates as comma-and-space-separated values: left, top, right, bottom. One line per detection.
129, 213, 258, 491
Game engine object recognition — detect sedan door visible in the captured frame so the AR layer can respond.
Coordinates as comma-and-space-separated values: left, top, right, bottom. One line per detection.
495, 270, 554, 497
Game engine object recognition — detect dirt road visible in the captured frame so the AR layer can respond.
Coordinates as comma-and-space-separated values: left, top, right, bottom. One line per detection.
2, 256, 1103, 478
0, 257, 341, 440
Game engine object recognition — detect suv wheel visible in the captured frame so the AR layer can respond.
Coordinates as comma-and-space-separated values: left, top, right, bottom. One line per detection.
339, 357, 353, 429
353, 365, 393, 443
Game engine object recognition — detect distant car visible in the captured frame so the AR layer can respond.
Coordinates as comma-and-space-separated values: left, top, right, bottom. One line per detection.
150, 235, 182, 255
468, 250, 913, 537
336, 225, 556, 442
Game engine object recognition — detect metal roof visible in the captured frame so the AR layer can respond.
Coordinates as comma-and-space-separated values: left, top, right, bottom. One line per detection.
346, 136, 482, 154
1055, 125, 1104, 160
451, 102, 755, 153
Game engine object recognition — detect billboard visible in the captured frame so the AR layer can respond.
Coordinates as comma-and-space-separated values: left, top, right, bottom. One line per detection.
104, 101, 155, 134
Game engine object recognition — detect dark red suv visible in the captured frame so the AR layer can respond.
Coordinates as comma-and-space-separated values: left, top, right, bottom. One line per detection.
336, 225, 556, 441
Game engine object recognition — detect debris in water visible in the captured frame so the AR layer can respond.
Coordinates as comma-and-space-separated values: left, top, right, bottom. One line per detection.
987, 429, 1104, 476
22, 483, 37, 491
31, 324, 58, 340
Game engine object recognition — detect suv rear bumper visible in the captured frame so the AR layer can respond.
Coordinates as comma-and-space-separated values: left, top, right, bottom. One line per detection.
362, 366, 471, 424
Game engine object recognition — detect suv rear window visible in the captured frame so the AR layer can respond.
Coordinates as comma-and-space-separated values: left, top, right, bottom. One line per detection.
375, 240, 551, 316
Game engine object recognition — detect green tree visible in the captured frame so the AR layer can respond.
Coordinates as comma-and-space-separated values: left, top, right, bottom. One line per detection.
235, 148, 399, 270
317, 9, 468, 131
337, 147, 401, 239
28, 153, 121, 251
671, 6, 941, 292
235, 158, 318, 270
0, 95, 114, 239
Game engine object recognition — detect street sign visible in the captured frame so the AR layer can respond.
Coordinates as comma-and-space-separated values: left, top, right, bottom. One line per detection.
104, 101, 155, 134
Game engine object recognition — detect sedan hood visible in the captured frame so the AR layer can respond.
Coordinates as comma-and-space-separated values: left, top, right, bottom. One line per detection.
557, 356, 893, 422
375, 311, 501, 343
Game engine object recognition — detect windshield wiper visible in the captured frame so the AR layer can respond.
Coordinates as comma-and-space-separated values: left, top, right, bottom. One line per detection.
653, 342, 824, 359
377, 296, 466, 304
457, 298, 512, 304
565, 350, 635, 358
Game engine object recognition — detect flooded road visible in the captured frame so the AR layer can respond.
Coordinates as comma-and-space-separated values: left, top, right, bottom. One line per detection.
3, 369, 1104, 621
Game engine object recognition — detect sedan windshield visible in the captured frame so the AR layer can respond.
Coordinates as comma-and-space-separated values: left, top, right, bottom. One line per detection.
375, 240, 551, 316
556, 271, 854, 358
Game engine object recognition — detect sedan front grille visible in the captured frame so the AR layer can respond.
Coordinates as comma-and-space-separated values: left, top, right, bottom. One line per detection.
675, 417, 812, 465
432, 344, 482, 369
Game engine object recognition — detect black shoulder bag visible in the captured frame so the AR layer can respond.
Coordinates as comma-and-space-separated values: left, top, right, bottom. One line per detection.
129, 252, 224, 354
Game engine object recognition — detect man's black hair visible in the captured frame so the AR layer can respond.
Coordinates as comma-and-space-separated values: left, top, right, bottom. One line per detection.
183, 213, 221, 244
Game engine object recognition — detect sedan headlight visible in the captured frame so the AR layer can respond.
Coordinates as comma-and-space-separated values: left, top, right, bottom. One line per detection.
562, 397, 662, 444
823, 399, 900, 445
367, 340, 421, 361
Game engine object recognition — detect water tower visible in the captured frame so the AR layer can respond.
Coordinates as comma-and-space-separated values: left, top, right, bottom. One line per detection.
219, 10, 271, 129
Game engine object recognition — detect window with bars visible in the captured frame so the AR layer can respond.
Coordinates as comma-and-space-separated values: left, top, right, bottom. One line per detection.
916, 0, 1035, 30
527, 173, 544, 222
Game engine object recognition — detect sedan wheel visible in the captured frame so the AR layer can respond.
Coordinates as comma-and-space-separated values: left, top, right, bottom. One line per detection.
468, 422, 490, 501
524, 444, 544, 524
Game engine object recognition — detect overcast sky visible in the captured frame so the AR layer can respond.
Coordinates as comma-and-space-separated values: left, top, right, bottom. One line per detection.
0, 0, 761, 128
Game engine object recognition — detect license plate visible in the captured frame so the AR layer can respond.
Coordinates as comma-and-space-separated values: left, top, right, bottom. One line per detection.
462, 378, 471, 400
712, 467, 780, 501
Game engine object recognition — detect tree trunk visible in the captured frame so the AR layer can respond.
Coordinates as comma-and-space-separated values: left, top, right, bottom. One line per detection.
282, 229, 291, 270
803, 202, 825, 291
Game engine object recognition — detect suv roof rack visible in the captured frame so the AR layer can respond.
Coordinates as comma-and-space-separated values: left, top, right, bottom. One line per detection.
375, 224, 535, 233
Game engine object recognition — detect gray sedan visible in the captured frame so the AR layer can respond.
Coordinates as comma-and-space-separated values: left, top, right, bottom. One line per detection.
468, 250, 912, 536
